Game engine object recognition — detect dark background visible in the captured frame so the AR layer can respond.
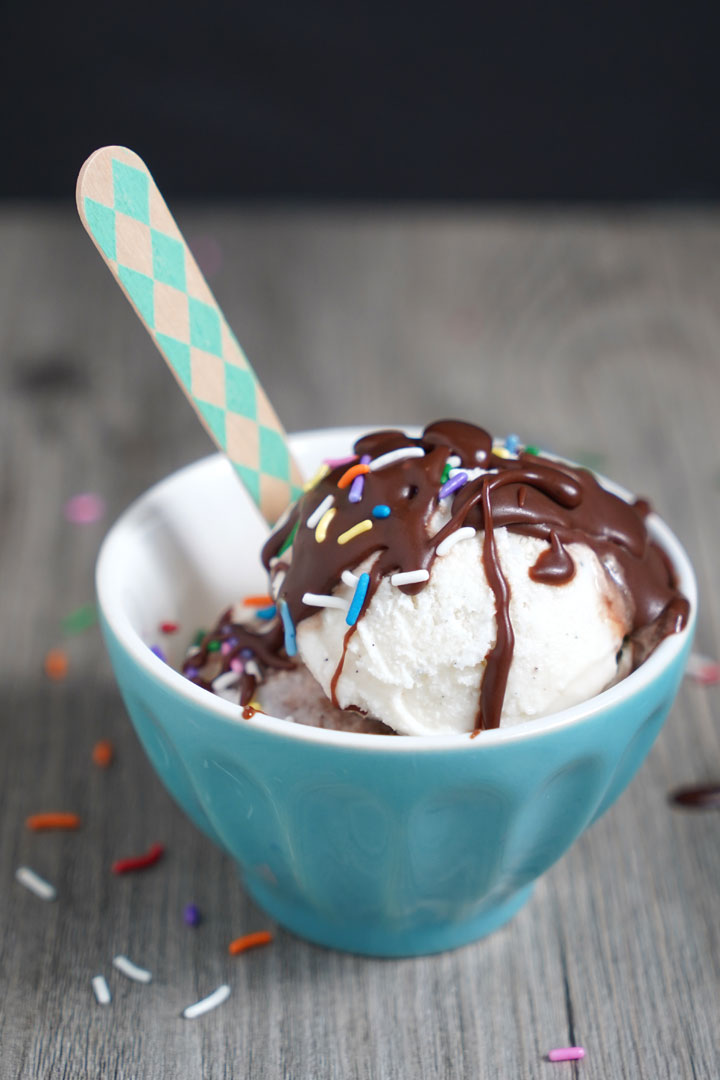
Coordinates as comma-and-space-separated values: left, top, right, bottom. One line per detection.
4, 0, 720, 201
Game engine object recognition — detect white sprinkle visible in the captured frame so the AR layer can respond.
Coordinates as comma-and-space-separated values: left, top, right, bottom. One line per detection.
368, 447, 426, 471
245, 659, 262, 681
212, 670, 241, 695
449, 466, 488, 481
341, 570, 359, 587
390, 569, 430, 587
92, 975, 112, 1005
183, 984, 231, 1019
15, 866, 57, 901
306, 494, 335, 530
271, 571, 286, 600
436, 527, 477, 557
113, 955, 152, 984
302, 592, 348, 610
447, 455, 461, 468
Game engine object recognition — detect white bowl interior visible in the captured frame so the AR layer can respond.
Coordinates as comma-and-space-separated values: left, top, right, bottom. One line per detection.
97, 428, 697, 747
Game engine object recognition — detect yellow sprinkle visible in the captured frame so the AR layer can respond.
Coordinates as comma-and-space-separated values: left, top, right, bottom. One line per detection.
315, 507, 336, 543
249, 700, 262, 711
493, 445, 512, 459
303, 464, 330, 492
337, 519, 373, 545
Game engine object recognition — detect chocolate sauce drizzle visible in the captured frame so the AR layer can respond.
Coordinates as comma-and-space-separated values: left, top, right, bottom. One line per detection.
184, 421, 689, 733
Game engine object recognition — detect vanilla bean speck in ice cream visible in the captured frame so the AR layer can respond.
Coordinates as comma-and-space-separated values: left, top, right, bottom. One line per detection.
181, 421, 689, 736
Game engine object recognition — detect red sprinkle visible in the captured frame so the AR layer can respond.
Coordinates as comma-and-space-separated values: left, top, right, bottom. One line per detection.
112, 842, 165, 875
92, 739, 115, 768
160, 621, 179, 634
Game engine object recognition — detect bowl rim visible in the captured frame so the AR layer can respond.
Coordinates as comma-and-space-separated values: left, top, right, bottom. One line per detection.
96, 429, 698, 753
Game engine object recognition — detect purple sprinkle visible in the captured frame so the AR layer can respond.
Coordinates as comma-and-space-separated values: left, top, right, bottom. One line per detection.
240, 647, 254, 659
184, 903, 201, 926
150, 644, 168, 663
185, 666, 199, 678
348, 455, 371, 503
438, 471, 469, 499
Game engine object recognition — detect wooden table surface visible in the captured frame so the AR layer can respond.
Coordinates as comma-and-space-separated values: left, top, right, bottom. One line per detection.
1, 205, 719, 1079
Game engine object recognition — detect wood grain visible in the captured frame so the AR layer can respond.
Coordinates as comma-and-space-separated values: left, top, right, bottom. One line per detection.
0, 206, 718, 1079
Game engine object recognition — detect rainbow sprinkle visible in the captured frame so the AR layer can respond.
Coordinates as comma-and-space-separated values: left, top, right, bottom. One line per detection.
348, 454, 371, 503
303, 463, 330, 491
438, 471, 468, 499
256, 605, 277, 620
436, 526, 476, 556
315, 507, 336, 543
390, 569, 429, 587
369, 447, 425, 471
306, 494, 335, 529
341, 569, 359, 586
279, 600, 297, 656
372, 504, 391, 518
337, 519, 373, 545
338, 462, 370, 489
346, 573, 370, 625
302, 593, 348, 610
548, 1047, 585, 1062
505, 433, 520, 454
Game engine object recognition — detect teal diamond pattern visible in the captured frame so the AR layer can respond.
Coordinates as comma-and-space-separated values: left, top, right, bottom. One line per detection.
84, 198, 116, 260
118, 266, 155, 328
259, 426, 291, 481
233, 463, 261, 505
196, 399, 227, 447
188, 297, 222, 356
155, 333, 192, 391
151, 230, 186, 291
112, 160, 150, 224
225, 363, 257, 419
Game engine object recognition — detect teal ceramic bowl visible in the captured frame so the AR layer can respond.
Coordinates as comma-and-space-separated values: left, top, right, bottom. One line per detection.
97, 429, 696, 957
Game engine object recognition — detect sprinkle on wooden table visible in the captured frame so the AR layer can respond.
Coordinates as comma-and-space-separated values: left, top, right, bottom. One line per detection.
64, 492, 106, 525
92, 975, 112, 1005
669, 783, 720, 810
337, 519, 373, 545
112, 842, 165, 875
15, 866, 57, 901
113, 955, 152, 983
26, 812, 81, 831
548, 1047, 586, 1062
182, 984, 231, 1019
685, 652, 720, 685
228, 930, 274, 955
184, 903, 201, 926
61, 603, 98, 635
44, 648, 68, 681
92, 740, 114, 768
160, 621, 180, 633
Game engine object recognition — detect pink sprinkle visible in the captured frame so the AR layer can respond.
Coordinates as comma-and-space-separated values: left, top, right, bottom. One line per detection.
548, 1047, 585, 1062
221, 642, 233, 655
323, 455, 358, 468
685, 653, 720, 686
64, 493, 105, 525
230, 658, 244, 673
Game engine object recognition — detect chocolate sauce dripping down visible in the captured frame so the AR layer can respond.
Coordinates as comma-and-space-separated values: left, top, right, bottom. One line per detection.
191, 421, 689, 732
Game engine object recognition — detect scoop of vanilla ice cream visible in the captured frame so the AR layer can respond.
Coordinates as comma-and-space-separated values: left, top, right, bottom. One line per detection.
295, 526, 631, 735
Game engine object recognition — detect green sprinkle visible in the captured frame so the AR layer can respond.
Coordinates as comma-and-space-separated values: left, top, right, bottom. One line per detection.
207, 640, 221, 652
525, 445, 540, 455
440, 464, 451, 484
278, 520, 299, 557
61, 603, 98, 635
193, 629, 206, 648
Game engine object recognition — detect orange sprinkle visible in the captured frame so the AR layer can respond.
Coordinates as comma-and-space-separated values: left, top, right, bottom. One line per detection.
337, 463, 370, 489
92, 739, 115, 768
242, 595, 275, 607
26, 812, 81, 831
44, 648, 68, 680
228, 930, 274, 955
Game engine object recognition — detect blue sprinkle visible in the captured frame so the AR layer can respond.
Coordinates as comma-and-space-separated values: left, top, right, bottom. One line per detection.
279, 599, 297, 656
438, 471, 468, 499
240, 647, 254, 659
150, 644, 168, 663
372, 504, 391, 518
184, 666, 199, 679
256, 605, 277, 620
184, 903, 201, 926
346, 572, 371, 626
505, 433, 520, 454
